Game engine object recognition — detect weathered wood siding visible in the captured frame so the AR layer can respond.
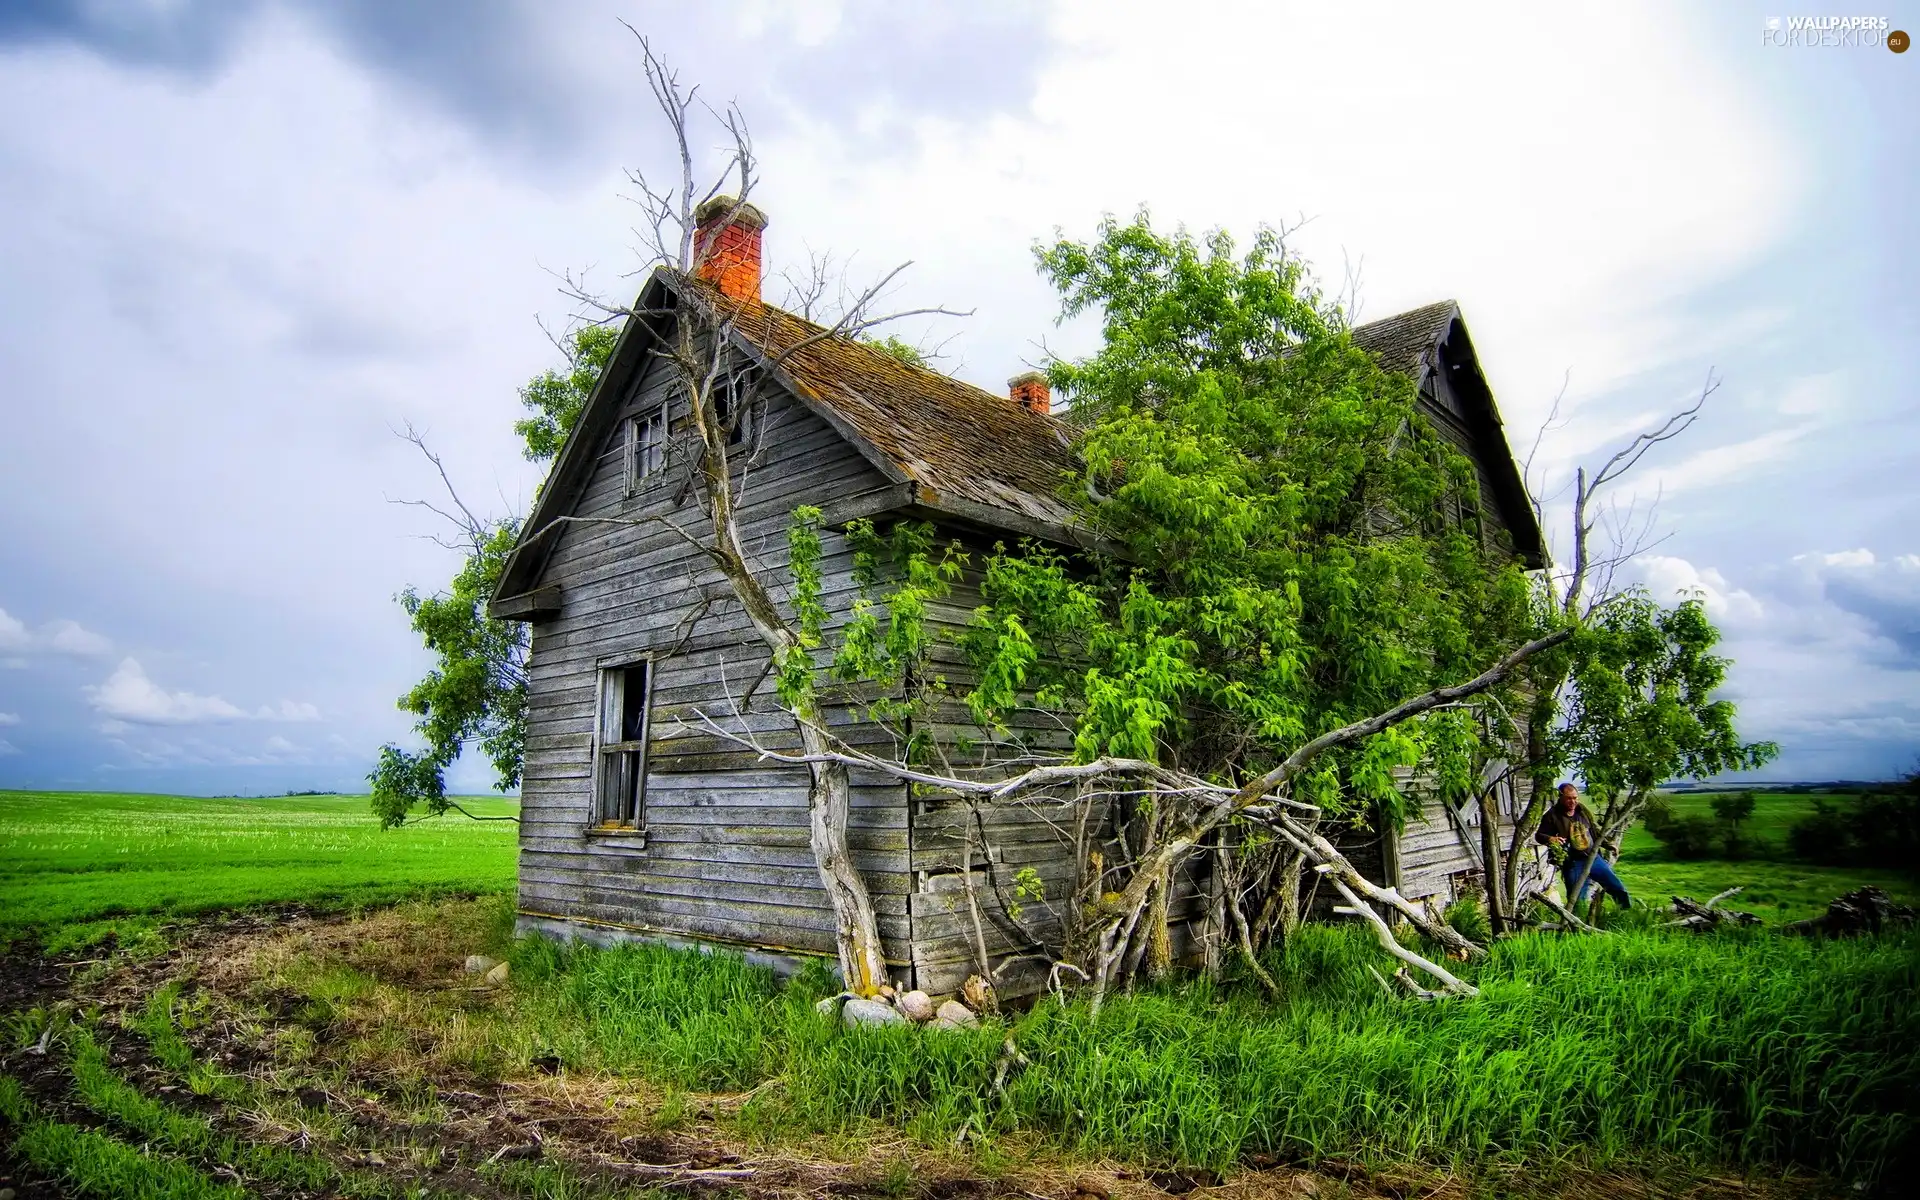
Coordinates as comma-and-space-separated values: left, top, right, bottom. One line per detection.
898, 549, 1210, 998
1373, 761, 1538, 908
1418, 340, 1522, 559
515, 348, 914, 968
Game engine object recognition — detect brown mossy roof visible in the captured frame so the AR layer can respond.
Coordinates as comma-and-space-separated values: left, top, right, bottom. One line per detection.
1346, 300, 1460, 378
685, 275, 1082, 530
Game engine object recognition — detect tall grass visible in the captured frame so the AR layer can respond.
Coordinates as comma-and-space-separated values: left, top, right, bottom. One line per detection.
495, 923, 1918, 1188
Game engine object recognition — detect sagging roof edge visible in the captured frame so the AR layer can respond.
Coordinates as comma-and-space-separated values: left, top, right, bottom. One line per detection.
1423, 312, 1548, 570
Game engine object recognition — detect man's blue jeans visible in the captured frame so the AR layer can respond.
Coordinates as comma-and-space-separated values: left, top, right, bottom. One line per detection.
1562, 853, 1632, 908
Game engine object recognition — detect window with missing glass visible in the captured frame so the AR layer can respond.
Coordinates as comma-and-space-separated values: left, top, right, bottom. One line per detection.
594, 662, 651, 830
716, 371, 754, 447
624, 409, 668, 495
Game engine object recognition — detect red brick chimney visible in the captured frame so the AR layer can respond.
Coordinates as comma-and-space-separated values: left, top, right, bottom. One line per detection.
1008, 370, 1051, 416
692, 196, 767, 302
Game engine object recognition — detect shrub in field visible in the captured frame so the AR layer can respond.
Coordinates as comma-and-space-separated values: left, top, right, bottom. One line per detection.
1788, 777, 1920, 869
1789, 798, 1857, 864
1643, 796, 1723, 859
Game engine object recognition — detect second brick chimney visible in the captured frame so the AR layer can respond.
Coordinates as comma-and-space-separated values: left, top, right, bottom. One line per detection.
1009, 370, 1050, 416
693, 196, 767, 302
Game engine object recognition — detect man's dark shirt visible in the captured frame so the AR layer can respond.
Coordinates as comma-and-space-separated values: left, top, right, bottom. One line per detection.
1536, 801, 1600, 854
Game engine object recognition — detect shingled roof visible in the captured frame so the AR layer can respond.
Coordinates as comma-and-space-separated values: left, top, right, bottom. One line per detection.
692, 277, 1080, 533
1346, 300, 1461, 378
496, 276, 1542, 610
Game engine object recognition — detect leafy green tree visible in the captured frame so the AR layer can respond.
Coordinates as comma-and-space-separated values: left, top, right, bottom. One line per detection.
514, 324, 621, 464
1554, 595, 1776, 851
967, 213, 1533, 823
791, 212, 1773, 990
371, 326, 616, 828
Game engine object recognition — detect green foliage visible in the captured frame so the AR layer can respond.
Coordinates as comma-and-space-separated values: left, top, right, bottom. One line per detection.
0, 790, 516, 937
782, 508, 969, 762
1553, 596, 1777, 808
1642, 797, 1724, 860
512, 323, 620, 464
1441, 892, 1492, 944
1712, 789, 1757, 825
1789, 773, 1920, 868
285, 908, 1919, 1187
379, 326, 615, 826
779, 507, 831, 711
376, 518, 528, 826
958, 212, 1534, 817
864, 334, 927, 368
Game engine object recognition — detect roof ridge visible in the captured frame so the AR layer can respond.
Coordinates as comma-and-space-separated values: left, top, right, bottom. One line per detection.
677, 271, 1042, 422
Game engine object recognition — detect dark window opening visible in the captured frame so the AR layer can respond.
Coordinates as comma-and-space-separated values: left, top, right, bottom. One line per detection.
626, 410, 667, 495
596, 662, 651, 829
716, 372, 754, 447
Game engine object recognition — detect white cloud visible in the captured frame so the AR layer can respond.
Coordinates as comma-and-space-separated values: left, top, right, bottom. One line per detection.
1816, 548, 1876, 568
1636, 555, 1764, 623
1636, 425, 1812, 496
0, 711, 19, 726
0, 606, 113, 658
41, 618, 112, 657
0, 608, 24, 650
1776, 370, 1843, 417
0, 739, 18, 757
82, 657, 320, 727
86, 658, 247, 724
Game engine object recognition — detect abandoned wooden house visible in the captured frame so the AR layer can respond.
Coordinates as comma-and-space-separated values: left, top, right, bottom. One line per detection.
489, 200, 1548, 997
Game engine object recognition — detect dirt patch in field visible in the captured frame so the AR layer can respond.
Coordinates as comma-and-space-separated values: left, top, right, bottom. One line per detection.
0, 905, 1847, 1200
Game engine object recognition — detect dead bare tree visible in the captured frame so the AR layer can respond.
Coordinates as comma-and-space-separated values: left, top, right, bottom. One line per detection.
535, 33, 963, 996
1496, 370, 1722, 922
691, 628, 1571, 1005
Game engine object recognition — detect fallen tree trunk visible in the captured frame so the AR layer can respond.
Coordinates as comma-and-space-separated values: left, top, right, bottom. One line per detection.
1781, 886, 1915, 937
1666, 887, 1760, 931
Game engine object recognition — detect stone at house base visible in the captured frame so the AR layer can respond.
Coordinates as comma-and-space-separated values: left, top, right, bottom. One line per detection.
465, 955, 500, 974
896, 989, 935, 1022
930, 999, 980, 1030
842, 997, 907, 1027
484, 961, 511, 986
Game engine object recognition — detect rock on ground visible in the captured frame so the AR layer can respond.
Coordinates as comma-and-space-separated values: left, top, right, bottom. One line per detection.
465, 954, 499, 974
842, 997, 907, 1027
896, 990, 935, 1022
930, 999, 979, 1030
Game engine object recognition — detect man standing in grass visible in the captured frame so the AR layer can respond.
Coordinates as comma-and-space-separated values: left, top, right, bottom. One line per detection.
1536, 782, 1632, 909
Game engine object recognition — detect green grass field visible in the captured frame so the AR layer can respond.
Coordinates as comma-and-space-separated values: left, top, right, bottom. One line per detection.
1612, 790, 1920, 922
0, 790, 518, 939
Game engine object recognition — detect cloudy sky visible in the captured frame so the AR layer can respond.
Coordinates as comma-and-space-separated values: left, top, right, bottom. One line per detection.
1, 1, 1914, 795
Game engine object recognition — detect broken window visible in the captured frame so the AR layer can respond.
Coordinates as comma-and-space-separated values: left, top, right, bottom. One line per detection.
624, 409, 668, 495
594, 662, 651, 829
715, 370, 755, 448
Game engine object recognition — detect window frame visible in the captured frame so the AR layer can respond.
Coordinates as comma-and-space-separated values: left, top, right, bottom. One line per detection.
623, 407, 669, 497
715, 370, 754, 448
589, 660, 654, 837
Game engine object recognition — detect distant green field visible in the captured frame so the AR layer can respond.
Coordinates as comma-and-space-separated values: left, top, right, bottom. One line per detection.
0, 790, 518, 937
1612, 789, 1919, 923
